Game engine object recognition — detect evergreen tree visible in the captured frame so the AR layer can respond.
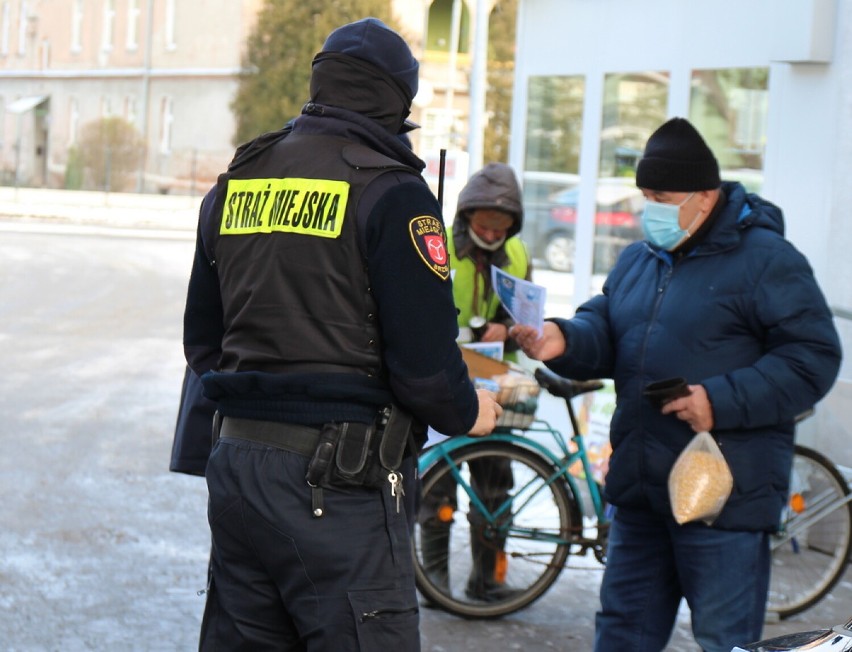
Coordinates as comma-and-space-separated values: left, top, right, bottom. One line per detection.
232, 1, 397, 145
484, 0, 517, 164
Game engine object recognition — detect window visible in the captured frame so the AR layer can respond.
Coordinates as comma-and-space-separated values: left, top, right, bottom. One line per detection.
124, 95, 136, 125
524, 76, 585, 175
126, 0, 139, 50
1, 1, 10, 56
521, 75, 586, 274
39, 35, 48, 68
426, 0, 470, 54
165, 0, 175, 49
521, 72, 671, 278
71, 0, 83, 52
420, 107, 460, 153
17, 0, 27, 56
690, 68, 769, 192
593, 71, 669, 273
600, 72, 668, 178
101, 96, 112, 117
68, 97, 79, 145
102, 0, 115, 50
159, 96, 173, 153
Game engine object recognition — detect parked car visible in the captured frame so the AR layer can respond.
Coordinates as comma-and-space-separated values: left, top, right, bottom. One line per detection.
732, 616, 852, 651
521, 173, 644, 273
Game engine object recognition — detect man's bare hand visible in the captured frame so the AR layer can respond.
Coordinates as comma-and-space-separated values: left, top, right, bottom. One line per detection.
481, 322, 508, 343
469, 388, 503, 436
661, 384, 714, 432
509, 322, 566, 361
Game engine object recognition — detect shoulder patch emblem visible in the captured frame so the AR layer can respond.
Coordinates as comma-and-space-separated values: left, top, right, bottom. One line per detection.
408, 215, 450, 281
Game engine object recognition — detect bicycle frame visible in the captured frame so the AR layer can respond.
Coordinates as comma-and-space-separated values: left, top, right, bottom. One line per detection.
418, 419, 609, 547
773, 487, 852, 550
767, 444, 852, 619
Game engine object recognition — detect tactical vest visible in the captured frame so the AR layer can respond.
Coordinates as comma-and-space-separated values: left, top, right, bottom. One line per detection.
207, 131, 418, 378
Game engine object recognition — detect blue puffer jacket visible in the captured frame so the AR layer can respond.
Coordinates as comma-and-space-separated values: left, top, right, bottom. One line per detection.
546, 182, 842, 531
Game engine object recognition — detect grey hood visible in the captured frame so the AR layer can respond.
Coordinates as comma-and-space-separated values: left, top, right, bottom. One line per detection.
454, 163, 524, 238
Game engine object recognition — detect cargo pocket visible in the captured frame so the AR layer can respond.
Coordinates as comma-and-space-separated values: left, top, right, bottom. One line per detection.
348, 588, 420, 651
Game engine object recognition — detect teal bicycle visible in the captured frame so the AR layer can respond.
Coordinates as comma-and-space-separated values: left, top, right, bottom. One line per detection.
413, 367, 610, 618
412, 368, 852, 620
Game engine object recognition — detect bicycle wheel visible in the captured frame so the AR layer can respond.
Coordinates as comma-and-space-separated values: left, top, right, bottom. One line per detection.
413, 441, 581, 618
767, 444, 852, 619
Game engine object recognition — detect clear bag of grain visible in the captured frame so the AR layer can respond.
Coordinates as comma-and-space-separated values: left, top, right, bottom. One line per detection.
668, 431, 733, 525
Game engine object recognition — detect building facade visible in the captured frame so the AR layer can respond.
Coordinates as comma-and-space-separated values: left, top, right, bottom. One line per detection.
0, 0, 267, 192
0, 0, 492, 196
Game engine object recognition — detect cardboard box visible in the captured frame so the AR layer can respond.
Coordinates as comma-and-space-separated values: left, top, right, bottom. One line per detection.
460, 345, 510, 380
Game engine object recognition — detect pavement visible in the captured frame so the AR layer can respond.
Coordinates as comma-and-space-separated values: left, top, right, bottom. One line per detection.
0, 186, 202, 232
0, 186, 850, 651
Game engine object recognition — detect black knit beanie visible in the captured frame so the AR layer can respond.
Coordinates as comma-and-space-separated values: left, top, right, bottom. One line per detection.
635, 118, 721, 191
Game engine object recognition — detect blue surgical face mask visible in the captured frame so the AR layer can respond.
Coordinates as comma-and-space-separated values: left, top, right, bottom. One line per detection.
641, 192, 700, 251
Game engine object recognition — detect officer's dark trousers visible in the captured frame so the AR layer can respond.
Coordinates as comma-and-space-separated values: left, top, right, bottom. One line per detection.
199, 436, 420, 651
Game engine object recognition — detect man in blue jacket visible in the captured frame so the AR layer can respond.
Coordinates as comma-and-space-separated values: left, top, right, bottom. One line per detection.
512, 117, 841, 652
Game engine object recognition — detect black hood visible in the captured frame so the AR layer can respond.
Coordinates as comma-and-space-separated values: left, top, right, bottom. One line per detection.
310, 54, 412, 136
298, 104, 425, 173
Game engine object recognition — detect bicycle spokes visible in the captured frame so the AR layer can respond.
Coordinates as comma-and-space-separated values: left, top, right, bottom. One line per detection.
413, 442, 579, 618
767, 445, 852, 619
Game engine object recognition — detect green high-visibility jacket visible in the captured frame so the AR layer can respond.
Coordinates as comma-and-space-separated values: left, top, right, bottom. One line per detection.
448, 226, 529, 361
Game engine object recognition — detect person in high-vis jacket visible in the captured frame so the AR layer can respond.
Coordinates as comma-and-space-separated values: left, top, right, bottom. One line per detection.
419, 163, 531, 603
182, 18, 502, 651
450, 163, 531, 354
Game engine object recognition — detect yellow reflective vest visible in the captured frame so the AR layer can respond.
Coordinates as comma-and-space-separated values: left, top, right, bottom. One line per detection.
448, 226, 529, 361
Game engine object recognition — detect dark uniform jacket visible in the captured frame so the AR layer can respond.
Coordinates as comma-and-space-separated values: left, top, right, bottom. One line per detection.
182, 109, 478, 437
169, 365, 215, 476
546, 181, 841, 531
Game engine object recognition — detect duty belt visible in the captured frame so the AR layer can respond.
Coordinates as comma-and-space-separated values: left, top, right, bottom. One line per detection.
218, 416, 321, 457
215, 410, 413, 519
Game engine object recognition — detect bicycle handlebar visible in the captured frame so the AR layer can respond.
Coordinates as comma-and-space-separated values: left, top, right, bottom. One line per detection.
794, 408, 815, 424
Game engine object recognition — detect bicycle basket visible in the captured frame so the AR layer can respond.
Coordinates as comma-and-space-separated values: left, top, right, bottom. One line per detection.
491, 372, 540, 429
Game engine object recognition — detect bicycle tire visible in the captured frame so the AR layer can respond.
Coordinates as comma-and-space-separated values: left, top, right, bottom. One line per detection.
767, 444, 852, 619
413, 441, 580, 618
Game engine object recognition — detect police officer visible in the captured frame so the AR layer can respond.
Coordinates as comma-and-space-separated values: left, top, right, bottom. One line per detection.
182, 17, 502, 651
